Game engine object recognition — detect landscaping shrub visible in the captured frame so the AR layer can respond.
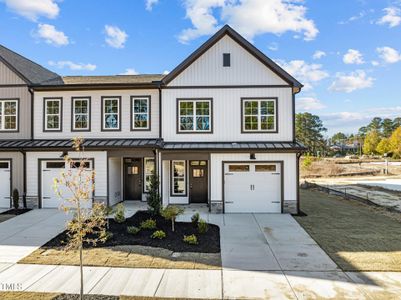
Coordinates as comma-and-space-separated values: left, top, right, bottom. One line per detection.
191, 212, 200, 226
127, 226, 140, 235
104, 231, 113, 241
140, 218, 157, 230
160, 205, 184, 232
147, 172, 161, 216
198, 219, 209, 234
114, 203, 125, 223
183, 234, 198, 245
12, 188, 19, 210
151, 230, 166, 239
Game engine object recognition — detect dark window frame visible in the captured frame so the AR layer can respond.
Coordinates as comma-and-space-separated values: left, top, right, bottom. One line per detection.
241, 97, 278, 133
0, 98, 19, 132
223, 53, 231, 67
71, 97, 91, 132
101, 96, 122, 132
43, 97, 63, 132
130, 95, 151, 131
176, 98, 213, 134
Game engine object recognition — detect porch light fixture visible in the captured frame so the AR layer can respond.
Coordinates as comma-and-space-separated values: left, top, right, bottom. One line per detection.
60, 151, 68, 158
250, 153, 256, 160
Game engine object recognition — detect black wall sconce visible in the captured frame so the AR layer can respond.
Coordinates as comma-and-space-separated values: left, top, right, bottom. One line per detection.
250, 153, 256, 160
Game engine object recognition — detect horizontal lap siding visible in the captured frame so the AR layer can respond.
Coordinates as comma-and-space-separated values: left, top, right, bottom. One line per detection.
162, 87, 293, 142
210, 153, 297, 202
34, 90, 159, 139
26, 151, 107, 198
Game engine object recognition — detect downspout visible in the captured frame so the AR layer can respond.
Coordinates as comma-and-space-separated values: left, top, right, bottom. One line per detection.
28, 88, 34, 140
19, 150, 27, 208
296, 152, 302, 214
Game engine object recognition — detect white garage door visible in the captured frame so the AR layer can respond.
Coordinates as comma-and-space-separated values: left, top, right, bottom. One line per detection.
224, 162, 281, 213
41, 160, 93, 209
0, 161, 11, 208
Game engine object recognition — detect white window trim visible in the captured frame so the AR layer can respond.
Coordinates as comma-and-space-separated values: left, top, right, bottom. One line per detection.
0, 99, 18, 131
178, 99, 212, 133
143, 157, 155, 193
102, 97, 120, 130
242, 99, 277, 132
171, 160, 186, 196
132, 97, 150, 130
72, 98, 90, 131
44, 98, 61, 131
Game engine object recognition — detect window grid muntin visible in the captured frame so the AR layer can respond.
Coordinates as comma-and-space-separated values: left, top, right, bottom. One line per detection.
45, 99, 61, 131
243, 99, 276, 132
172, 160, 186, 195
0, 100, 18, 131
73, 98, 89, 130
133, 98, 149, 129
179, 100, 211, 132
103, 98, 120, 130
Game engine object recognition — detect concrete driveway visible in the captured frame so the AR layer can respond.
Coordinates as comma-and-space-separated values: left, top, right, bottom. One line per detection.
0, 209, 69, 263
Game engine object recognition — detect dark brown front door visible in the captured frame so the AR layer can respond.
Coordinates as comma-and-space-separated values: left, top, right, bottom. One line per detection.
124, 158, 142, 200
189, 161, 208, 203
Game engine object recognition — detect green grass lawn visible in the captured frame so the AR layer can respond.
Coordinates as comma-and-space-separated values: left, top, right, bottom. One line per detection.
295, 189, 401, 271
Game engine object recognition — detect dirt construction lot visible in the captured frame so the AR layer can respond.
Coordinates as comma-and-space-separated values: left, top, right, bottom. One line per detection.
295, 189, 401, 271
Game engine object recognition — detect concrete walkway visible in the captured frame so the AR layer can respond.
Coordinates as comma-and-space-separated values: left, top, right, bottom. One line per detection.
1, 209, 401, 298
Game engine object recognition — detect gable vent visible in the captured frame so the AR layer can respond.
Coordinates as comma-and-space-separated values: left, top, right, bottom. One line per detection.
223, 53, 231, 67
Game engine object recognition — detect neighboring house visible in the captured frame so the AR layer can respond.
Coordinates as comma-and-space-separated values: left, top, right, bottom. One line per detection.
0, 25, 305, 213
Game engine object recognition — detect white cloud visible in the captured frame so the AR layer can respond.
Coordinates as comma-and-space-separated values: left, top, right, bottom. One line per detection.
277, 60, 329, 91
104, 25, 128, 49
48, 60, 96, 71
268, 42, 279, 51
3, 0, 59, 21
312, 50, 326, 60
343, 49, 364, 65
145, 0, 159, 11
296, 97, 326, 111
376, 46, 401, 64
119, 68, 139, 75
377, 7, 401, 28
35, 24, 68, 46
162, 70, 170, 75
329, 70, 374, 93
371, 60, 379, 66
178, 0, 318, 43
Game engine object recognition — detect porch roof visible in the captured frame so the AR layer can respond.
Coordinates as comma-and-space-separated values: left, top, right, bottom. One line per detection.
162, 141, 306, 151
0, 138, 163, 150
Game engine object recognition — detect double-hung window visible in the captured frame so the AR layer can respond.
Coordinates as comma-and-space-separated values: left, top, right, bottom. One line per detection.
144, 157, 155, 192
0, 99, 18, 131
72, 97, 90, 131
44, 98, 62, 131
131, 96, 150, 130
242, 98, 277, 132
171, 160, 186, 196
102, 97, 120, 131
178, 99, 212, 133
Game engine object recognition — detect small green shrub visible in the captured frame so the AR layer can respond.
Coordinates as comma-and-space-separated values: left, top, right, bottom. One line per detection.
127, 226, 140, 235
12, 189, 19, 210
160, 205, 184, 232
302, 155, 313, 169
140, 218, 157, 230
183, 234, 198, 245
104, 231, 113, 241
191, 212, 200, 226
114, 203, 126, 223
198, 219, 209, 234
151, 230, 166, 239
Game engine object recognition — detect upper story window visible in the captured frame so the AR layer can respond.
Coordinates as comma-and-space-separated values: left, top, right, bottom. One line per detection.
102, 96, 121, 131
131, 96, 150, 131
223, 53, 231, 67
44, 98, 62, 131
242, 98, 277, 133
0, 99, 18, 131
178, 99, 212, 133
72, 97, 90, 131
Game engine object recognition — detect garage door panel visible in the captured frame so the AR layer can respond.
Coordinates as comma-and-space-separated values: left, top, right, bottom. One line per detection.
0, 161, 10, 208
224, 162, 281, 213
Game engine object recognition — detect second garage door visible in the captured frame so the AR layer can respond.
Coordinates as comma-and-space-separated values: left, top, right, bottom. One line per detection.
224, 162, 281, 213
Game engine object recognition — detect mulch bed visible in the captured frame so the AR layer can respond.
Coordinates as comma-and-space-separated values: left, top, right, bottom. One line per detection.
0, 208, 31, 215
44, 211, 220, 253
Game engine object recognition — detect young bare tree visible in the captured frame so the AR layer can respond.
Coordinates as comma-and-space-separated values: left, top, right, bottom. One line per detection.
53, 137, 108, 300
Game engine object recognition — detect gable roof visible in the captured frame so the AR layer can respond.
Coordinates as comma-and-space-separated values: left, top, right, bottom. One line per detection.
62, 74, 165, 85
162, 25, 303, 88
0, 44, 63, 85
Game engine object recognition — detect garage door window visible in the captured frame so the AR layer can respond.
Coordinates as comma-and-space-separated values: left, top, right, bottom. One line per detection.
255, 165, 276, 172
70, 161, 91, 169
171, 160, 186, 196
229, 165, 250, 172
0, 162, 9, 168
46, 162, 65, 168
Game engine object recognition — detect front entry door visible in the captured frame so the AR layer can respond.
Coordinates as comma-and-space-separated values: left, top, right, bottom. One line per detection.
124, 158, 142, 200
189, 161, 208, 203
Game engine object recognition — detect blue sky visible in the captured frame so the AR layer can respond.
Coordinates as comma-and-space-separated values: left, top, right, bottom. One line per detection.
1, 0, 400, 136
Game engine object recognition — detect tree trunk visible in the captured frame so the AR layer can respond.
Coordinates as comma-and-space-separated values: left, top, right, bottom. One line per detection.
79, 244, 83, 300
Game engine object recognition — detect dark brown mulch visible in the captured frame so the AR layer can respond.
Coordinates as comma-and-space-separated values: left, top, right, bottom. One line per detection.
44, 211, 220, 253
0, 208, 31, 215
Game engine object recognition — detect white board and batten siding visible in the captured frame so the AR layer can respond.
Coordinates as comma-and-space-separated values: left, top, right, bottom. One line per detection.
162, 87, 293, 142
210, 153, 297, 205
169, 35, 287, 86
26, 151, 107, 200
33, 89, 159, 139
